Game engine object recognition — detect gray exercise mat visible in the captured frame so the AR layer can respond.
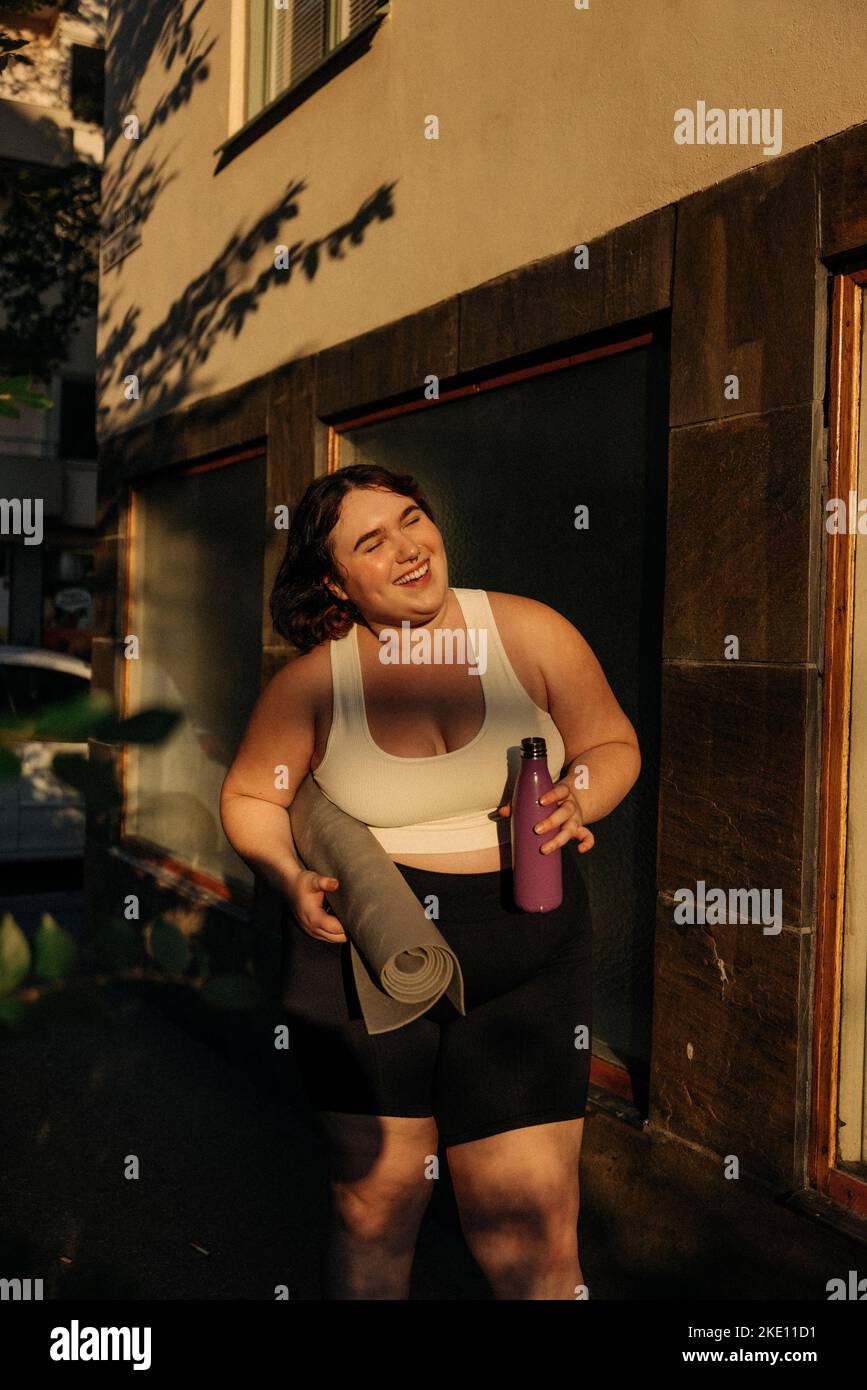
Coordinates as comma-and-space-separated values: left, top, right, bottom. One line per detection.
288, 773, 466, 1035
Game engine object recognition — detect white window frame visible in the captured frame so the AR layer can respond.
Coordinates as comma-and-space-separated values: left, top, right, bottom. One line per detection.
245, 0, 386, 122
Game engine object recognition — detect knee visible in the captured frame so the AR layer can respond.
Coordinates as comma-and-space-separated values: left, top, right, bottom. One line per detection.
329, 1170, 434, 1245
459, 1177, 578, 1263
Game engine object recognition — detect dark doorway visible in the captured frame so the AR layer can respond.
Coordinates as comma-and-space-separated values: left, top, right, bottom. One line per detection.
337, 327, 669, 1096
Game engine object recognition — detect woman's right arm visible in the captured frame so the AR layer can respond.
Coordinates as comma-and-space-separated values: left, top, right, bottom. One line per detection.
219, 653, 346, 942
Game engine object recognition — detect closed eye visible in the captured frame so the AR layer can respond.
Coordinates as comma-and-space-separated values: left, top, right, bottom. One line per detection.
365, 512, 421, 552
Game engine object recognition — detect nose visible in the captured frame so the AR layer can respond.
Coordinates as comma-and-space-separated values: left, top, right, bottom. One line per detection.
394, 530, 420, 561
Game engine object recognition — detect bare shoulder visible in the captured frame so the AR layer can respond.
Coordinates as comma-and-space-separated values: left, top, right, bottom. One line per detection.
485, 590, 602, 692
221, 640, 334, 802
236, 641, 333, 745
486, 591, 581, 645
265, 640, 332, 709
484, 591, 577, 707
485, 592, 635, 753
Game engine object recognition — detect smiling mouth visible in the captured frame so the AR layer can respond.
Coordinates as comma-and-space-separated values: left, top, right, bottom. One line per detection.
393, 559, 430, 585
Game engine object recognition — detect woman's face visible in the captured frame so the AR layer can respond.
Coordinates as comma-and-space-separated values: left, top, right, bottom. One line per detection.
326, 486, 449, 628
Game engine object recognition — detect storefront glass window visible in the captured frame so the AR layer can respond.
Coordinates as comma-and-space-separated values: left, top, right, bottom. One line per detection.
124, 456, 265, 888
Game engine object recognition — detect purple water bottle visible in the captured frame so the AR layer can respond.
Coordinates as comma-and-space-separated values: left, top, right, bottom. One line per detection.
511, 736, 563, 912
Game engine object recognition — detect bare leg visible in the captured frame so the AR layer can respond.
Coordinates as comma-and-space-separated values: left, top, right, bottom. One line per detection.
447, 1116, 587, 1300
317, 1110, 440, 1300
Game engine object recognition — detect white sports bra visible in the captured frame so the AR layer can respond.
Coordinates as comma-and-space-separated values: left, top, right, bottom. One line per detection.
310, 588, 567, 853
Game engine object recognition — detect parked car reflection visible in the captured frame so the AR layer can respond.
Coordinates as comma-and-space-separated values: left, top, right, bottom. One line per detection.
0, 645, 91, 861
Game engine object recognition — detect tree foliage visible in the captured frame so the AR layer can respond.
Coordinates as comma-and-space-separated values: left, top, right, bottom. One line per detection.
0, 158, 100, 377
0, 3, 100, 376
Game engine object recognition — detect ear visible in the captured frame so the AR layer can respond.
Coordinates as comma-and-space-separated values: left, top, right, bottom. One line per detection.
324, 576, 348, 603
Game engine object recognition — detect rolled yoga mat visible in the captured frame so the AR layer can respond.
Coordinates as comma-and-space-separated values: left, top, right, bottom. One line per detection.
288, 773, 466, 1035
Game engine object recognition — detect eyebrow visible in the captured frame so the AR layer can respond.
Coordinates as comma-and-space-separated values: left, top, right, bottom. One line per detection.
352, 503, 420, 551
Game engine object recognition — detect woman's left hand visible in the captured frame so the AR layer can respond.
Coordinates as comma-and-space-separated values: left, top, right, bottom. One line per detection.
498, 782, 595, 854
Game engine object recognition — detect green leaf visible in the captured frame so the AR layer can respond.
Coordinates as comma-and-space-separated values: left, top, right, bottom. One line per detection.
0, 695, 181, 750
93, 706, 184, 745
33, 912, 78, 982
30, 690, 113, 740
149, 917, 192, 974
0, 398, 19, 417
202, 973, 258, 1011
0, 156, 100, 376
0, 998, 30, 1030
0, 690, 112, 743
0, 376, 52, 409
92, 916, 141, 971
51, 754, 121, 811
0, 745, 21, 781
0, 912, 31, 997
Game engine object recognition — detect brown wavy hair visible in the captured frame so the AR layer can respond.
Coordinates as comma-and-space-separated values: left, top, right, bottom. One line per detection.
270, 465, 437, 653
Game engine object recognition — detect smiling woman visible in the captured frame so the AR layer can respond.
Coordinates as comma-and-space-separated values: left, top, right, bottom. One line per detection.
268, 464, 438, 650
219, 463, 640, 1300
263, 469, 636, 874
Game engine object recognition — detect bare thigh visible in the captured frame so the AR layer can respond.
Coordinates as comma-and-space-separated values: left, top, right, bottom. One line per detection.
446, 1118, 585, 1224
317, 1110, 440, 1202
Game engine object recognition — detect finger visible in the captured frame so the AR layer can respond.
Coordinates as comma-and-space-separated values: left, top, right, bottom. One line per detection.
540, 817, 588, 852
307, 910, 347, 940
312, 874, 339, 892
309, 906, 345, 930
539, 784, 570, 805
541, 827, 578, 853
306, 926, 349, 942
557, 827, 594, 854
533, 805, 573, 835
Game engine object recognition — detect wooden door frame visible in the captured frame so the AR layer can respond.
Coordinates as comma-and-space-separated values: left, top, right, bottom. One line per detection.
812, 268, 867, 1214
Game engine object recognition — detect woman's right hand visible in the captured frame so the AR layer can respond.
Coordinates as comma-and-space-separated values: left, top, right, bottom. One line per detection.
288, 870, 348, 943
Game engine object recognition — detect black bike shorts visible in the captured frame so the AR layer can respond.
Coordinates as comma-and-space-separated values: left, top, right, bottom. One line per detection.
280, 845, 593, 1148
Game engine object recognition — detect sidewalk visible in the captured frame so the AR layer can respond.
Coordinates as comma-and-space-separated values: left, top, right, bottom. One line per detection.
1, 877, 865, 1299
0, 885, 482, 1298
581, 1095, 867, 1300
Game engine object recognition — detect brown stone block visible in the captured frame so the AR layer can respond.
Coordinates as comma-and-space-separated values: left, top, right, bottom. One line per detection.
264, 359, 318, 647
99, 377, 269, 482
657, 663, 815, 929
671, 146, 820, 426
266, 357, 318, 514
317, 299, 459, 418
664, 404, 820, 664
90, 534, 119, 639
88, 637, 119, 702
459, 206, 674, 373
94, 476, 122, 534
818, 118, 867, 261
649, 892, 803, 1186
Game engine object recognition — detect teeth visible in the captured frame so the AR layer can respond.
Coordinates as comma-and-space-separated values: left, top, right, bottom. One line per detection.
395, 560, 429, 585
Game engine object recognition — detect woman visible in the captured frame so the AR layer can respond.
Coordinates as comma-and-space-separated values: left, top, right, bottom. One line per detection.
220, 464, 641, 1300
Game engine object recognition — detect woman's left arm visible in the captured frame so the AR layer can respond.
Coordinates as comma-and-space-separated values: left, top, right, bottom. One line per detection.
498, 599, 641, 854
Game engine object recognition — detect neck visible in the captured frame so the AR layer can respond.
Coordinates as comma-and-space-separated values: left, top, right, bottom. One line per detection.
359, 587, 458, 641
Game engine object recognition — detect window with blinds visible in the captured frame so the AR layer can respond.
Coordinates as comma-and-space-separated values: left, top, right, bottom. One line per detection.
246, 0, 384, 119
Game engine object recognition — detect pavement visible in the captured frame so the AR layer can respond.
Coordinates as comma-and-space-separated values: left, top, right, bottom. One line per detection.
2, 865, 866, 1302
0, 864, 485, 1299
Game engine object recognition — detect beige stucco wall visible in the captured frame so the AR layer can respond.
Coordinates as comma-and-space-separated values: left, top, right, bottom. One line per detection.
98, 0, 867, 439
0, 0, 105, 163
